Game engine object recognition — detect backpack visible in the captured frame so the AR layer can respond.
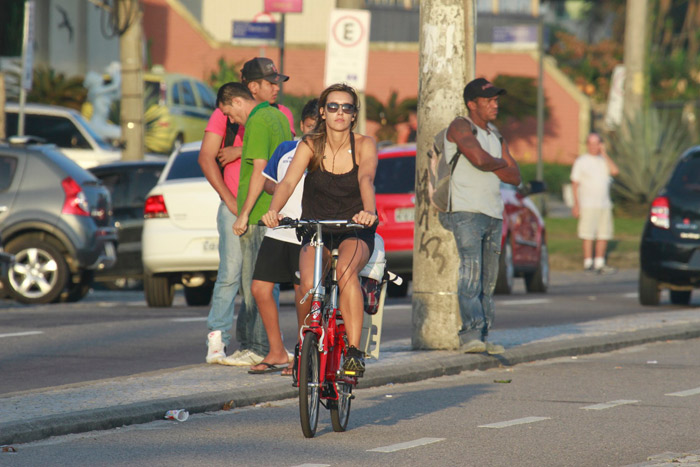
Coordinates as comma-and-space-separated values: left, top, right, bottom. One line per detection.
427, 116, 502, 212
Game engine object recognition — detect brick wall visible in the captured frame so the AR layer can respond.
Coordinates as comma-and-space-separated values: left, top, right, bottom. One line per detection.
142, 0, 584, 165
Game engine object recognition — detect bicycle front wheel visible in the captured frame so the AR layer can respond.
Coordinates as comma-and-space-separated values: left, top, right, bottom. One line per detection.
299, 332, 321, 438
330, 381, 352, 432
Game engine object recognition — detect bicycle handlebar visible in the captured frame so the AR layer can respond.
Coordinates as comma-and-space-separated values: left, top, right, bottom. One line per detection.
258, 218, 377, 229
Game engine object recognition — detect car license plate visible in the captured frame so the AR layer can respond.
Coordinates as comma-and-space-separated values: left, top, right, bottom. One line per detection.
394, 208, 415, 223
202, 239, 218, 252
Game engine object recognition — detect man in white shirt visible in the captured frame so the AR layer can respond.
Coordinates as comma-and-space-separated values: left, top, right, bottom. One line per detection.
440, 78, 521, 356
570, 132, 620, 274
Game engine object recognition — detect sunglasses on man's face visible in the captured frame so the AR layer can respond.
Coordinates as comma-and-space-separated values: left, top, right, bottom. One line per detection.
325, 102, 357, 114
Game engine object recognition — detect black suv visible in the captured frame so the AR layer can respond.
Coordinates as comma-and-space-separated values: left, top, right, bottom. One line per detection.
639, 146, 700, 306
89, 160, 165, 288
0, 138, 117, 304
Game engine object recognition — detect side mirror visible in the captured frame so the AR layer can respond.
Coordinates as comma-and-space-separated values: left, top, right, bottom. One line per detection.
519, 180, 546, 197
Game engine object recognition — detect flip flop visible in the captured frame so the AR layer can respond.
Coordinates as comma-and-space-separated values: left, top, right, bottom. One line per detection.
248, 362, 284, 374
281, 366, 293, 376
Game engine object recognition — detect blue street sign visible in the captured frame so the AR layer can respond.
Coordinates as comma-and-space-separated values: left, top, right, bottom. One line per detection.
232, 21, 278, 40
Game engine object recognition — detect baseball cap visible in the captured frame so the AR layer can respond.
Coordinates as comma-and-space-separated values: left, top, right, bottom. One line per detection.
463, 78, 506, 101
241, 57, 289, 84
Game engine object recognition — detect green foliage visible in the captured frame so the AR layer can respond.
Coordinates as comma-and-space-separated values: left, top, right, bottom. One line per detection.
279, 93, 317, 134
650, 48, 700, 101
24, 66, 87, 111
208, 57, 242, 91
491, 75, 550, 124
548, 1, 700, 103
519, 162, 571, 200
606, 107, 697, 210
548, 30, 623, 101
365, 91, 415, 143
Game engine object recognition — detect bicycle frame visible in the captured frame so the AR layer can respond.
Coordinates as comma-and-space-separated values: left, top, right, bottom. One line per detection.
271, 218, 363, 437
298, 221, 356, 402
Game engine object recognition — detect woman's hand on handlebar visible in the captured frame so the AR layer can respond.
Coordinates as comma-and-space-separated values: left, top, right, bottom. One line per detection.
352, 210, 378, 227
261, 210, 281, 228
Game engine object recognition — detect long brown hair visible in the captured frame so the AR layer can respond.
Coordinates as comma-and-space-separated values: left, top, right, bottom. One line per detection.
304, 83, 359, 172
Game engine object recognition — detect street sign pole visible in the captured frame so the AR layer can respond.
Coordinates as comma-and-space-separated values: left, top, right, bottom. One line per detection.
18, 0, 35, 137
324, 9, 371, 134
278, 13, 286, 101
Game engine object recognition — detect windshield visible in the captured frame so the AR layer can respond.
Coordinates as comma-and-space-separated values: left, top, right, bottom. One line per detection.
670, 151, 700, 192
166, 149, 204, 180
375, 155, 415, 194
73, 112, 114, 151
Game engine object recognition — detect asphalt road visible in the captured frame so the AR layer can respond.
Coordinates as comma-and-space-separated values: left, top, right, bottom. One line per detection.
0, 269, 694, 395
6, 336, 700, 466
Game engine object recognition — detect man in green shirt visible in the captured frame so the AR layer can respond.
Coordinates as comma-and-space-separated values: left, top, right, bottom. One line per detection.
218, 81, 292, 364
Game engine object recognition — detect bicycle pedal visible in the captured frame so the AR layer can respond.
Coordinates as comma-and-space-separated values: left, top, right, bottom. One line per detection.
341, 369, 363, 378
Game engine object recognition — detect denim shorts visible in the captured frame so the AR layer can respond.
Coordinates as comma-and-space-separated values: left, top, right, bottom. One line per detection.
301, 225, 376, 256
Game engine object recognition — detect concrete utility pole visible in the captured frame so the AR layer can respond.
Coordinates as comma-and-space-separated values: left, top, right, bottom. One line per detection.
622, 0, 648, 122
119, 0, 144, 161
412, 0, 475, 350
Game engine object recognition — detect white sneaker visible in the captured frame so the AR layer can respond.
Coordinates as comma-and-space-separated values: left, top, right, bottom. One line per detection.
220, 349, 265, 366
206, 331, 226, 364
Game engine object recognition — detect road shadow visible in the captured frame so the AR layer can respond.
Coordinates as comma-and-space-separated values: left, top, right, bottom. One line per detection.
345, 381, 493, 430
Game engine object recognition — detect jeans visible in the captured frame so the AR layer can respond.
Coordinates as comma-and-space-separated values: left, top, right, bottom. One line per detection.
235, 224, 270, 356
207, 201, 242, 348
440, 211, 502, 344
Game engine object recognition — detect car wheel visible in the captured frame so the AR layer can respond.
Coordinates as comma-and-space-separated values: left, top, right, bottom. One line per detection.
495, 237, 514, 295
5, 237, 69, 304
525, 244, 549, 293
670, 290, 692, 306
184, 282, 214, 306
63, 270, 95, 303
387, 279, 409, 298
144, 273, 174, 307
638, 269, 660, 306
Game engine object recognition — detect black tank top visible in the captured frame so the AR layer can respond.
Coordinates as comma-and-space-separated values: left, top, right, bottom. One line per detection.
302, 133, 363, 232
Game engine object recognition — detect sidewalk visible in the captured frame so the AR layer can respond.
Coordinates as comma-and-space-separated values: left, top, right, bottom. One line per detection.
3, 301, 700, 447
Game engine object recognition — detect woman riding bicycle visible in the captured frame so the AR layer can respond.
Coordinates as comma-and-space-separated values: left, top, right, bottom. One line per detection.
261, 83, 378, 375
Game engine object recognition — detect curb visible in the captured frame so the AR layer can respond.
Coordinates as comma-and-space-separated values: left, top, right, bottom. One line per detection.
3, 322, 700, 446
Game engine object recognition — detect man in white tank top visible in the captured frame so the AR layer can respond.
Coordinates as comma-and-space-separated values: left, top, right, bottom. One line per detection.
439, 78, 521, 355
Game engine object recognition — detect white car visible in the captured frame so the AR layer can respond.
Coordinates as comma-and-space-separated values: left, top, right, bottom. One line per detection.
141, 141, 220, 307
4, 103, 121, 169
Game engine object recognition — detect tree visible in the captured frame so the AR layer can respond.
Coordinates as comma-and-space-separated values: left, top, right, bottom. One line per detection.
365, 91, 415, 143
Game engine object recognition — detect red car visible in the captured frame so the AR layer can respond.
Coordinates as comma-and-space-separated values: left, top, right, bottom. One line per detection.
375, 143, 549, 296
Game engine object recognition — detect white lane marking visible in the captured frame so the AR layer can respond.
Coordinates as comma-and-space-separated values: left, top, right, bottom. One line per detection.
666, 387, 700, 397
479, 416, 550, 428
499, 299, 551, 306
581, 399, 638, 410
623, 292, 638, 298
170, 317, 208, 322
368, 437, 445, 453
0, 331, 44, 339
292, 464, 330, 467
383, 304, 410, 310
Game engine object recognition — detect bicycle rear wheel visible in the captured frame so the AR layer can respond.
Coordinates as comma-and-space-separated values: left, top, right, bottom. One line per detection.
330, 381, 352, 432
299, 332, 320, 438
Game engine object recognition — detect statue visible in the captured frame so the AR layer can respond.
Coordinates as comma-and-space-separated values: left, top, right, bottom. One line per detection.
83, 61, 122, 143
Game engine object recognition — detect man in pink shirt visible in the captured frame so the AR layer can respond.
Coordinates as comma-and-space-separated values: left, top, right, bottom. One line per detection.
200, 58, 295, 365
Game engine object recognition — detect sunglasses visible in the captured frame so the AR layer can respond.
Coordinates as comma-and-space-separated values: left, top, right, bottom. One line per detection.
325, 102, 357, 114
